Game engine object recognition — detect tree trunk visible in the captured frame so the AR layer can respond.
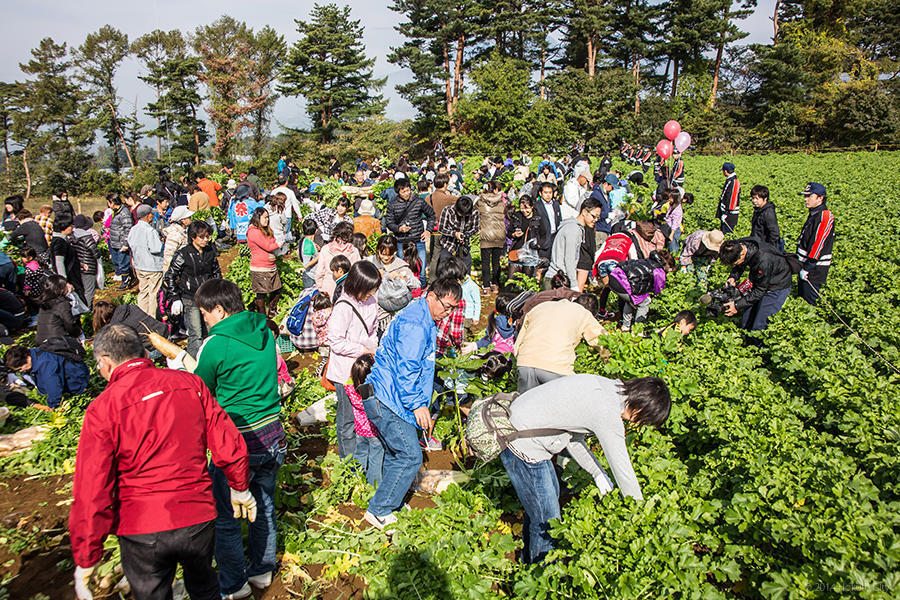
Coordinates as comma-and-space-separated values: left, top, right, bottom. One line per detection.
671, 57, 679, 98
587, 35, 596, 78
449, 34, 464, 132
633, 56, 640, 116
107, 102, 136, 169
22, 147, 30, 201
772, 0, 780, 40
2, 125, 9, 192
709, 28, 726, 109
155, 84, 162, 160
540, 45, 546, 101
444, 40, 453, 123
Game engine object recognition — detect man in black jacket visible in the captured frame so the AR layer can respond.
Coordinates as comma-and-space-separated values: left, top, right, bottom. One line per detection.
749, 185, 781, 249
384, 178, 436, 284
534, 182, 562, 259
795, 182, 835, 306
719, 238, 793, 331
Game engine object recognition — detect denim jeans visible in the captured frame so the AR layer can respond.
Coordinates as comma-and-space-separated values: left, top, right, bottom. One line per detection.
183, 297, 207, 358
398, 240, 428, 286
741, 287, 790, 331
209, 438, 286, 595
354, 435, 384, 488
500, 448, 560, 564
110, 247, 131, 276
362, 397, 422, 517
668, 228, 682, 254
334, 383, 357, 459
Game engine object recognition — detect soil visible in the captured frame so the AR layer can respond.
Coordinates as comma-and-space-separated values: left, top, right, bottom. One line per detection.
0, 475, 75, 600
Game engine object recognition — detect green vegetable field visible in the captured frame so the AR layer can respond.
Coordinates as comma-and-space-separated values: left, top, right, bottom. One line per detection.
1, 151, 898, 599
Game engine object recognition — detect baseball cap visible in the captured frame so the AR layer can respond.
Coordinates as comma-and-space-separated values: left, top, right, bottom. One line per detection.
235, 183, 253, 200
798, 182, 826, 196
604, 174, 620, 187
722, 162, 735, 173
170, 206, 195, 222
135, 204, 153, 219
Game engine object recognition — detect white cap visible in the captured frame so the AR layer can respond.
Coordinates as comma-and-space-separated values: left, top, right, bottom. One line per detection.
170, 206, 195, 222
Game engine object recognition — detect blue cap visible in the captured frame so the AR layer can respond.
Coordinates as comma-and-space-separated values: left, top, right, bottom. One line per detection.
722, 162, 735, 173
799, 182, 826, 196
604, 174, 620, 187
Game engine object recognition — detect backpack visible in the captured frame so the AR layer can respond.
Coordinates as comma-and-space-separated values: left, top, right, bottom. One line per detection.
286, 288, 319, 335
465, 392, 567, 463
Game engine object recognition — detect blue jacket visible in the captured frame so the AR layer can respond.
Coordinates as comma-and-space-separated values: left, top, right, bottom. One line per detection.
29, 348, 90, 408
228, 198, 262, 242
367, 298, 436, 427
589, 185, 611, 234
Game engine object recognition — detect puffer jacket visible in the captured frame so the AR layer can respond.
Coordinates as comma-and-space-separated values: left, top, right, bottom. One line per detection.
619, 251, 665, 297
477, 192, 507, 248
162, 222, 188, 271
163, 243, 222, 301
52, 196, 74, 229
37, 296, 82, 345
72, 229, 99, 275
384, 194, 436, 244
109, 205, 133, 250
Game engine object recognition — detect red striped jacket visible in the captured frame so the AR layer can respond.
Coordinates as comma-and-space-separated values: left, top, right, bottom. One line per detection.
797, 203, 835, 268
718, 175, 740, 215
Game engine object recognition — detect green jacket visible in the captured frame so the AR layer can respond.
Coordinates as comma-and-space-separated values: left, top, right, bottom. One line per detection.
194, 311, 280, 431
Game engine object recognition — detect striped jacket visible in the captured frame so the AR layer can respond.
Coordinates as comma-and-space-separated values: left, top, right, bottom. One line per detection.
796, 203, 835, 269
716, 175, 740, 219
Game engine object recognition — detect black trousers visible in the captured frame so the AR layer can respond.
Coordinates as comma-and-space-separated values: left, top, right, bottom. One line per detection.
119, 520, 218, 600
798, 266, 829, 306
720, 212, 738, 234
481, 246, 502, 287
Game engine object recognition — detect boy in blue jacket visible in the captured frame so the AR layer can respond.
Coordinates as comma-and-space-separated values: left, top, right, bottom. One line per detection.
4, 342, 90, 408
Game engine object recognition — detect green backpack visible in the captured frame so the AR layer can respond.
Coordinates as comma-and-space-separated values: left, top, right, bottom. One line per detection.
465, 392, 568, 463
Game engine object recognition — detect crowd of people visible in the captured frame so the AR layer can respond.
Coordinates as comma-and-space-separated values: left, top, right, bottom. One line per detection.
0, 144, 835, 598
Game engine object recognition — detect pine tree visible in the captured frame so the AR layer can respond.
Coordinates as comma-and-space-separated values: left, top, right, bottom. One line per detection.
75, 25, 133, 172
605, 0, 662, 115
193, 16, 266, 161
247, 26, 286, 158
133, 29, 208, 166
280, 3, 385, 141
708, 0, 756, 108
13, 38, 93, 197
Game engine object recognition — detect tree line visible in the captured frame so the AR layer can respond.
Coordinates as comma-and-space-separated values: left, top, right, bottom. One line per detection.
0, 0, 897, 197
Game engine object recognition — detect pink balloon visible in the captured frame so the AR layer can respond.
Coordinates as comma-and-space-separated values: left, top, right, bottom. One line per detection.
674, 131, 692, 153
656, 139, 673, 160
664, 120, 681, 141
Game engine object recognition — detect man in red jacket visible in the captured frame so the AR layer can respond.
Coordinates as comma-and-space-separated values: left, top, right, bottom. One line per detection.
69, 325, 254, 600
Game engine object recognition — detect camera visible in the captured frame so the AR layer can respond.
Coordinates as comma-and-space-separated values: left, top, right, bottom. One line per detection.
701, 284, 746, 317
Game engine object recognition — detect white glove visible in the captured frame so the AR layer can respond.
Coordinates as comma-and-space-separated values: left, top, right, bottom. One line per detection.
594, 472, 614, 495
230, 488, 257, 522
170, 299, 183, 315
166, 350, 187, 371
74, 565, 95, 600
798, 269, 809, 281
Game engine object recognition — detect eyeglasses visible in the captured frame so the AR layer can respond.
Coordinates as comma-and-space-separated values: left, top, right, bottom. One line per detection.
439, 298, 457, 311
587, 211, 602, 221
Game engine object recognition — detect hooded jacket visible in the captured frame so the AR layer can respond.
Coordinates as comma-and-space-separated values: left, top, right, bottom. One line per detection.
477, 192, 507, 248
194, 310, 280, 431
108, 204, 133, 250
37, 296, 81, 345
728, 238, 793, 311
72, 228, 99, 275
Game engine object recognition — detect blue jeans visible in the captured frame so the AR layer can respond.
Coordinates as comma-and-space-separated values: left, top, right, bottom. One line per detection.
183, 297, 207, 359
668, 228, 682, 254
110, 247, 131, 276
354, 435, 384, 488
741, 287, 790, 331
334, 383, 357, 459
398, 240, 427, 286
500, 448, 560, 564
362, 397, 422, 517
209, 438, 286, 595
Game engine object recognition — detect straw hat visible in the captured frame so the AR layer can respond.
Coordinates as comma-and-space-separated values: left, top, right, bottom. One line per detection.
702, 229, 725, 252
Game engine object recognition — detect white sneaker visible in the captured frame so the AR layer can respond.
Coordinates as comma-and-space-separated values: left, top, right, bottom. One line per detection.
248, 571, 273, 589
112, 274, 122, 282
364, 511, 398, 533
221, 582, 252, 600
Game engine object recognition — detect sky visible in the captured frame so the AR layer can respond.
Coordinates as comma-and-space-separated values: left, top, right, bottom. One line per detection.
0, 0, 778, 135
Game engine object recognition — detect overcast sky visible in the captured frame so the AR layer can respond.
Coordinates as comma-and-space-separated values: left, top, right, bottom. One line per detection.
1, 0, 777, 134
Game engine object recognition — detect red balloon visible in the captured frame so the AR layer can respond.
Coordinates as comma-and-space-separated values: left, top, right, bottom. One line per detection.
663, 120, 681, 141
656, 139, 673, 160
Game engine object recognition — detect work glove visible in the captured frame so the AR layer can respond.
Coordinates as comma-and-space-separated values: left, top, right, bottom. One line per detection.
594, 471, 614, 495
166, 350, 187, 371
170, 299, 184, 315
230, 488, 257, 522
798, 269, 809, 281
74, 565, 95, 600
